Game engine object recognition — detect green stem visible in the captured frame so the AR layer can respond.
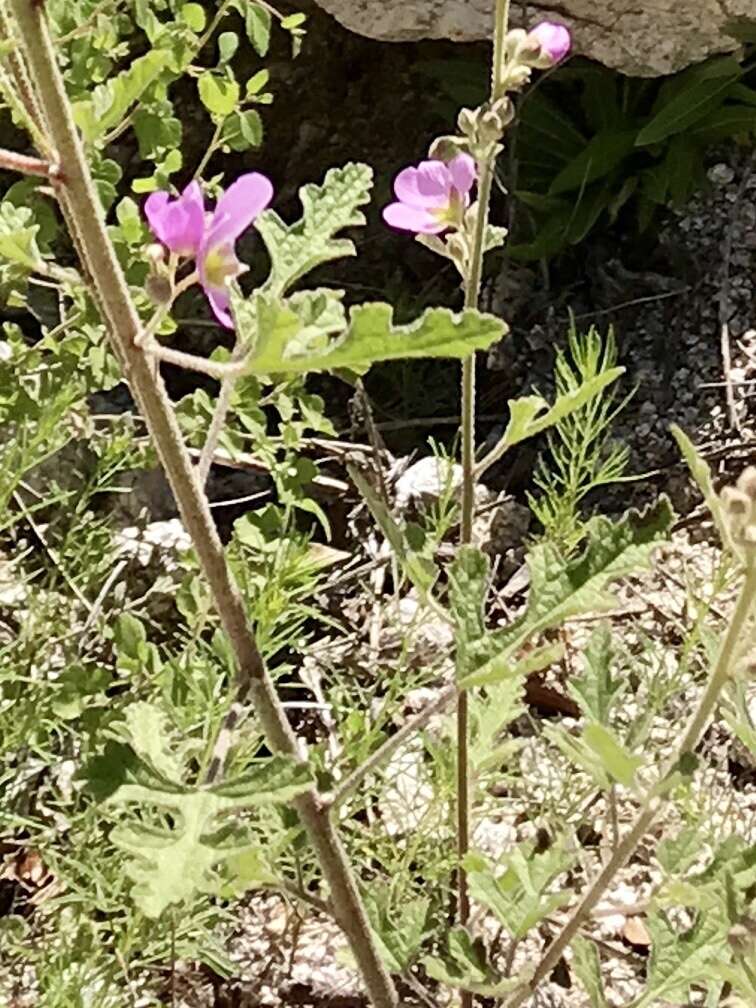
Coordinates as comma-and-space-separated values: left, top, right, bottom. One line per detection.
456, 1, 510, 997
8, 2, 397, 1005
505, 560, 756, 1007
192, 119, 223, 182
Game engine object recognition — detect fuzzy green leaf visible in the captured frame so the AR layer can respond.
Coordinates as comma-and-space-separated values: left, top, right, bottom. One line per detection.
567, 623, 624, 724
460, 640, 563, 690
72, 50, 169, 142
220, 108, 263, 150
467, 846, 572, 939
495, 499, 672, 662
449, 546, 490, 680
83, 703, 311, 917
256, 163, 373, 294
243, 2, 272, 55
198, 72, 240, 119
465, 846, 573, 940
180, 3, 206, 31
0, 202, 41, 269
470, 678, 526, 774
634, 910, 727, 1007
234, 293, 505, 376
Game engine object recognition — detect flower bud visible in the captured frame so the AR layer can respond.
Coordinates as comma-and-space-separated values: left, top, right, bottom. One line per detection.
146, 243, 165, 267
457, 107, 479, 141
145, 273, 173, 306
428, 135, 468, 163
527, 21, 572, 66
446, 231, 469, 263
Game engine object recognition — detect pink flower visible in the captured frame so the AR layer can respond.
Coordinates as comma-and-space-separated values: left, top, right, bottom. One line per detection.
383, 154, 476, 234
144, 173, 274, 328
196, 174, 273, 327
145, 181, 205, 257
528, 21, 571, 63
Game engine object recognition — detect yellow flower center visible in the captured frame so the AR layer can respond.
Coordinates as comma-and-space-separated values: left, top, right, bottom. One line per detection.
203, 244, 236, 289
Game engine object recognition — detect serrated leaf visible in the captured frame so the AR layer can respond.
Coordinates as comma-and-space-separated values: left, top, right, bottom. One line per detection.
82, 703, 311, 917
423, 928, 522, 997
365, 890, 430, 972
497, 499, 672, 662
572, 937, 608, 1008
657, 826, 704, 875
548, 724, 614, 789
465, 846, 573, 939
567, 623, 624, 723
459, 639, 563, 690
234, 293, 506, 376
449, 546, 490, 680
634, 910, 727, 1007
582, 723, 642, 788
470, 677, 526, 774
123, 702, 184, 780
256, 163, 373, 295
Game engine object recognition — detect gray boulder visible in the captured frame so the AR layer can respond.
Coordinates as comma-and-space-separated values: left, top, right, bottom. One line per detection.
312, 1, 755, 76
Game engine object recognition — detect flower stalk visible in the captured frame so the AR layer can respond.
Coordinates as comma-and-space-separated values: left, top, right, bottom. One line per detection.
6, 1, 397, 1004
455, 0, 512, 967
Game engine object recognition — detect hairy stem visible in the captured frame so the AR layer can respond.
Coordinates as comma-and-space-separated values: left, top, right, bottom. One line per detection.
505, 560, 756, 1007
456, 0, 510, 981
8, 2, 397, 1004
0, 147, 57, 176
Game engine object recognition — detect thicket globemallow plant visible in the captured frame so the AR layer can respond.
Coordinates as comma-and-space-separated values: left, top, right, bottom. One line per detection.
382, 153, 476, 234
529, 21, 571, 64
145, 172, 273, 326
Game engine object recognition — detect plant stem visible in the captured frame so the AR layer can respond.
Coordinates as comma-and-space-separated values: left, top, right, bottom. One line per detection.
0, 147, 56, 176
456, 0, 510, 988
8, 3, 397, 1004
504, 560, 756, 1007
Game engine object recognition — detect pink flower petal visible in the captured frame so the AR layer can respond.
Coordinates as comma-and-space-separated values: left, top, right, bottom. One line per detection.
204, 284, 234, 329
383, 202, 445, 234
144, 191, 170, 238
448, 153, 477, 197
394, 161, 452, 208
207, 172, 273, 249
144, 181, 205, 256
